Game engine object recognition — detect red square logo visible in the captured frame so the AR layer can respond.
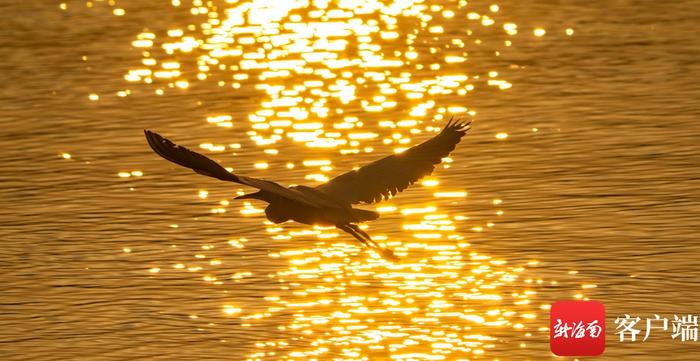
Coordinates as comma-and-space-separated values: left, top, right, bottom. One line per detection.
550, 300, 605, 356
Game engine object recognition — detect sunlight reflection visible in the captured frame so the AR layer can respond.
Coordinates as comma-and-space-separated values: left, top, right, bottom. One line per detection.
95, 0, 570, 358
237, 205, 541, 359
122, 0, 523, 152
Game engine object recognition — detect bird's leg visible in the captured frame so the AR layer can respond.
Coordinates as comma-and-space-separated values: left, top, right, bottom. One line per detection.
337, 224, 371, 248
346, 224, 398, 262
346, 224, 379, 248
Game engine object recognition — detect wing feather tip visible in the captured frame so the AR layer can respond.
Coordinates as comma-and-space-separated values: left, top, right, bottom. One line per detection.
440, 116, 473, 134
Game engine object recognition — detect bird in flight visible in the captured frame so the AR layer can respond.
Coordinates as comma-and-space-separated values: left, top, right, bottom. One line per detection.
144, 118, 471, 261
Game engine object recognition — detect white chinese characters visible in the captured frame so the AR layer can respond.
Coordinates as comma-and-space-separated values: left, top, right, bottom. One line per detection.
553, 319, 603, 339
614, 314, 698, 342
672, 315, 699, 342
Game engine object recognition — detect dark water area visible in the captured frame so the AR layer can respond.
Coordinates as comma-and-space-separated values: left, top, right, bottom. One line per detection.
2, 0, 699, 360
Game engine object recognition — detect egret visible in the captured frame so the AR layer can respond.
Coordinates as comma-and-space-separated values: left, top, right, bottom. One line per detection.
144, 118, 471, 260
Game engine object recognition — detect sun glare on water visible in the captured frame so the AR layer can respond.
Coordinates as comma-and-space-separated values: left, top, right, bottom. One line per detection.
72, 0, 585, 359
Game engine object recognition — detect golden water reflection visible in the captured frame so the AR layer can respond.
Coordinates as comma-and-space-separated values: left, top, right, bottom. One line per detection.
172, 197, 562, 360
121, 0, 524, 154
109, 0, 580, 359
244, 219, 542, 360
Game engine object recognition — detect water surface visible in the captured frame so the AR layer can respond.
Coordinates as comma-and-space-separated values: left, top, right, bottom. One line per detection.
2, 0, 700, 360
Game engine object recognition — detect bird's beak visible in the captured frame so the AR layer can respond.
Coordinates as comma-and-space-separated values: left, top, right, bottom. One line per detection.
235, 193, 256, 200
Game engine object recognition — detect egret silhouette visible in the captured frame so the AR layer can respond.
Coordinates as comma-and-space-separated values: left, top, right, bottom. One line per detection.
144, 118, 471, 260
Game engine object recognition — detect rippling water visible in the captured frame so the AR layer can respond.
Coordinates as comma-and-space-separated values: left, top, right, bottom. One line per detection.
2, 0, 700, 360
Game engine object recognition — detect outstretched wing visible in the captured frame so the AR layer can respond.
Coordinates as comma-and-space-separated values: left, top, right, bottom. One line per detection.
316, 118, 471, 204
145, 130, 239, 182
144, 130, 335, 208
